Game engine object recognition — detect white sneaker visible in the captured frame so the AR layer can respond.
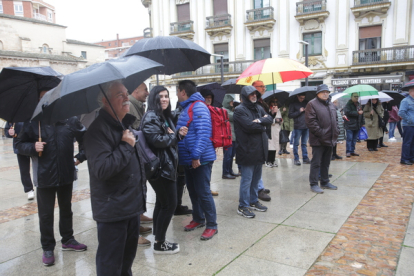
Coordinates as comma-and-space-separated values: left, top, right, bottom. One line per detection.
289, 145, 293, 149
27, 190, 35, 200
265, 162, 273, 168
388, 137, 396, 141
272, 162, 278, 167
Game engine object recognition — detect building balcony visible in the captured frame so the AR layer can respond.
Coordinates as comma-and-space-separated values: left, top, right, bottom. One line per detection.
245, 7, 276, 33
205, 14, 232, 37
295, 0, 329, 25
170, 20, 195, 40
33, 13, 47, 21
351, 0, 391, 17
171, 59, 257, 82
352, 45, 414, 68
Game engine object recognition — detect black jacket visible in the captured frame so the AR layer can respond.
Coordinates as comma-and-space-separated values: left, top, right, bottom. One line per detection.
288, 100, 308, 129
15, 117, 86, 188
5, 122, 24, 153
234, 86, 273, 166
141, 111, 178, 181
305, 97, 339, 147
344, 100, 365, 130
84, 109, 146, 223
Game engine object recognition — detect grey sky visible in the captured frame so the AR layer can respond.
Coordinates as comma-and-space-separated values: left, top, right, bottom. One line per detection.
47, 0, 150, 43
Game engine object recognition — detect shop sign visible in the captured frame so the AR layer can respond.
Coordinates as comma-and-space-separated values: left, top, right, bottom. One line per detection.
332, 76, 402, 86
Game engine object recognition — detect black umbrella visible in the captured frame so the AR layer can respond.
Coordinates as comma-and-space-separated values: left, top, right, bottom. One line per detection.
221, 78, 243, 94
402, 79, 414, 91
289, 86, 317, 102
381, 90, 407, 106
262, 89, 290, 106
197, 82, 226, 107
124, 36, 211, 75
32, 55, 163, 126
0, 67, 62, 122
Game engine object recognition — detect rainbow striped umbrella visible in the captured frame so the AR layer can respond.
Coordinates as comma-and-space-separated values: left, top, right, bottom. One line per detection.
236, 58, 313, 86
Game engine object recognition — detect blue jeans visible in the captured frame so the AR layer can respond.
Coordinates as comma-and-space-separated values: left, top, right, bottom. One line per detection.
290, 130, 295, 144
239, 164, 262, 208
258, 178, 264, 190
184, 162, 217, 229
401, 126, 414, 162
346, 129, 359, 153
388, 122, 397, 138
293, 129, 309, 161
222, 141, 237, 175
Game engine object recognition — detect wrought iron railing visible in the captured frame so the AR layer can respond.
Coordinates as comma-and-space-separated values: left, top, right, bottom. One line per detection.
173, 60, 258, 78
246, 7, 274, 22
206, 14, 232, 28
352, 45, 414, 65
353, 0, 389, 7
170, 20, 194, 34
296, 0, 327, 15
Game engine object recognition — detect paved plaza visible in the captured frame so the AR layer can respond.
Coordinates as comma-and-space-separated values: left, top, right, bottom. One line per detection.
0, 134, 413, 275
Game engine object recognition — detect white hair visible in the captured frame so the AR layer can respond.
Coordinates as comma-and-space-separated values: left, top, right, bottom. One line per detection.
97, 80, 124, 107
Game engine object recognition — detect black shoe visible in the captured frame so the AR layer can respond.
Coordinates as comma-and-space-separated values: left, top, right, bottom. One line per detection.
258, 189, 271, 201
303, 159, 311, 164
334, 155, 343, 159
373, 148, 378, 151
294, 160, 301, 166
263, 189, 270, 194
154, 241, 180, 255
222, 174, 236, 179
368, 148, 374, 151
250, 201, 268, 212
230, 172, 241, 177
278, 150, 283, 155
400, 161, 413, 165
331, 155, 335, 160
174, 205, 192, 216
377, 144, 382, 148
283, 149, 290, 154
380, 144, 388, 147
237, 206, 255, 218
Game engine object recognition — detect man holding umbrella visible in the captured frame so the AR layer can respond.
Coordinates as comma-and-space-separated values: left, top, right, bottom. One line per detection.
399, 81, 414, 165
344, 93, 364, 157
305, 84, 339, 193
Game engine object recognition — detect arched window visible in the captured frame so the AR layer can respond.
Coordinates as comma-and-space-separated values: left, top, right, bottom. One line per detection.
42, 44, 49, 53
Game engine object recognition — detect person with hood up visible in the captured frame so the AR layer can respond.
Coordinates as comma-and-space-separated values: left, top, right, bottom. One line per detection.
234, 86, 273, 218
363, 98, 384, 151
305, 84, 339, 194
222, 94, 241, 179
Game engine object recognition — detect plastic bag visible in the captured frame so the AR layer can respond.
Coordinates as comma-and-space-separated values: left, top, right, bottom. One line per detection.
358, 126, 368, 140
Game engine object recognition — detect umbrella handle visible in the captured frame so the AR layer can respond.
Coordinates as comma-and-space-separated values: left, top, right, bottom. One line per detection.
38, 121, 42, 157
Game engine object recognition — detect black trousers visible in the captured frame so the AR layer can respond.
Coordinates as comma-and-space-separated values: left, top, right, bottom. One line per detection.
96, 216, 139, 276
366, 139, 378, 149
309, 146, 333, 186
36, 183, 74, 251
267, 150, 276, 163
279, 131, 291, 151
332, 145, 338, 156
149, 177, 177, 242
16, 154, 33, 192
176, 169, 186, 208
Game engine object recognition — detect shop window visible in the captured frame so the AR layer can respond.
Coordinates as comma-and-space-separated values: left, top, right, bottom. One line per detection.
254, 38, 270, 60
303, 32, 322, 56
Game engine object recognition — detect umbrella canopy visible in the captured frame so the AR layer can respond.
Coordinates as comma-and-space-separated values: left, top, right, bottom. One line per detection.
124, 36, 211, 75
343, 84, 379, 97
32, 55, 163, 124
221, 78, 243, 94
289, 86, 317, 103
196, 82, 226, 107
0, 66, 62, 122
380, 90, 406, 106
401, 79, 414, 91
359, 92, 392, 105
262, 89, 290, 106
236, 58, 313, 86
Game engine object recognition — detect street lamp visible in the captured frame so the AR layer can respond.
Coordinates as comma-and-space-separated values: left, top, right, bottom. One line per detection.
299, 40, 309, 86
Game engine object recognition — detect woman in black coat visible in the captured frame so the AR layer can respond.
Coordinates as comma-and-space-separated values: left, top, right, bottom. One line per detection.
141, 85, 187, 254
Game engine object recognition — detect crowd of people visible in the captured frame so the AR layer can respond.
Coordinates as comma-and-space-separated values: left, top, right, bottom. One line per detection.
4, 78, 414, 275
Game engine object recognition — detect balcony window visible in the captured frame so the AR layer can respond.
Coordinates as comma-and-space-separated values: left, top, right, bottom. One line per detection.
14, 2, 23, 16
252, 0, 271, 19
303, 32, 322, 56
81, 51, 87, 59
214, 43, 229, 73
42, 44, 49, 54
213, 0, 228, 15
358, 25, 381, 62
254, 38, 270, 60
253, 0, 270, 9
47, 12, 53, 22
177, 3, 190, 21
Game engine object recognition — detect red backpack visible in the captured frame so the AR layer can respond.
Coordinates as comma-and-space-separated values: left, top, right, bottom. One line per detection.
186, 100, 232, 149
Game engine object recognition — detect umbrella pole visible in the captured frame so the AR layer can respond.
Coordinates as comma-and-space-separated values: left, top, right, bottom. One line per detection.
272, 74, 275, 91
38, 121, 42, 157
98, 85, 126, 131
156, 74, 159, 85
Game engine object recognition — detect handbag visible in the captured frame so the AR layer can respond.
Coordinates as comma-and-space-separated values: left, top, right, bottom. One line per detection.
279, 124, 290, 144
358, 126, 368, 140
373, 106, 386, 128
133, 113, 161, 180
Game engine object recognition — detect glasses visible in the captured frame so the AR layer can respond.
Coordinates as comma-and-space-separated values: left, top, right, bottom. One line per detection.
254, 85, 266, 89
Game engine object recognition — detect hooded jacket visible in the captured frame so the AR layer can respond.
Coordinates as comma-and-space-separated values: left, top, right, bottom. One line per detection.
176, 92, 216, 165
288, 98, 308, 129
234, 86, 273, 165
344, 100, 365, 130
84, 109, 147, 223
222, 94, 236, 141
305, 97, 339, 147
15, 117, 86, 188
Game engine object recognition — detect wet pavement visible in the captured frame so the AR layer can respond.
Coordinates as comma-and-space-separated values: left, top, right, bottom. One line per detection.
0, 134, 413, 276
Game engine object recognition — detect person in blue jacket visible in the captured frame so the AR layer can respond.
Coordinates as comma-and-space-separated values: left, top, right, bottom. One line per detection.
399, 82, 414, 165
175, 80, 218, 241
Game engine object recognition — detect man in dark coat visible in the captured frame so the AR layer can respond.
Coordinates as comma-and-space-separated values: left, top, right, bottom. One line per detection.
84, 80, 147, 275
15, 91, 87, 266
5, 121, 34, 199
344, 93, 365, 157
234, 86, 273, 218
289, 93, 311, 166
305, 84, 339, 194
